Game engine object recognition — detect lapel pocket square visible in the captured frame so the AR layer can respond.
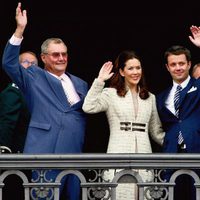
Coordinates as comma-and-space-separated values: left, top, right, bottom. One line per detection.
187, 86, 197, 93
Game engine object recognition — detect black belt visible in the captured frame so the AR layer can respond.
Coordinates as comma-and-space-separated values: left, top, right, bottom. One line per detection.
120, 122, 146, 132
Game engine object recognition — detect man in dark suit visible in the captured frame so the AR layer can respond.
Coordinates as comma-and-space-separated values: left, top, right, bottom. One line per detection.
156, 26, 200, 200
2, 3, 88, 200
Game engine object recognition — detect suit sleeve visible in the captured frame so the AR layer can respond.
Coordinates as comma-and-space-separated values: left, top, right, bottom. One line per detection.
2, 42, 30, 93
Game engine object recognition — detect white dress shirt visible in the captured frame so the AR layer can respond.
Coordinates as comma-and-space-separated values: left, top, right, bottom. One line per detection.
9, 34, 23, 45
165, 76, 190, 115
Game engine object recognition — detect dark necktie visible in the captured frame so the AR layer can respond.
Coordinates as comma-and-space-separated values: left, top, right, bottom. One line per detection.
174, 85, 182, 118
174, 85, 184, 146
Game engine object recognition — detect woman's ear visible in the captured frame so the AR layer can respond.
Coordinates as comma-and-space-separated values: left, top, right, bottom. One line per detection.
119, 68, 124, 77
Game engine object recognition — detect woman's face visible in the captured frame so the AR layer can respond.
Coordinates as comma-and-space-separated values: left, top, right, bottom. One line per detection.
119, 58, 142, 88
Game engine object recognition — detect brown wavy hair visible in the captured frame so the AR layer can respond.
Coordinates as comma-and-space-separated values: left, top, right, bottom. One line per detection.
109, 50, 149, 99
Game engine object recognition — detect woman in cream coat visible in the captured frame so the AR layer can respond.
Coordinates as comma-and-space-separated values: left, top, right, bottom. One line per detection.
83, 50, 165, 200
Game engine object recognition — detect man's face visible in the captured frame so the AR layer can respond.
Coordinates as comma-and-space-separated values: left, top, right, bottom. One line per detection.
41, 42, 68, 76
20, 53, 38, 69
166, 54, 191, 84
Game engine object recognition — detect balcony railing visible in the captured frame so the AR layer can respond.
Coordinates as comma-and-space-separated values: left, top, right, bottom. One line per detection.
0, 153, 200, 199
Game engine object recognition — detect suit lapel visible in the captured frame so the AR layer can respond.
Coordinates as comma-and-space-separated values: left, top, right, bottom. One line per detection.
67, 73, 85, 100
179, 78, 194, 106
45, 71, 71, 109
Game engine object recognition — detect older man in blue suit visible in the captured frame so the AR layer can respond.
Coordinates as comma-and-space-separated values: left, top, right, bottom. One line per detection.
2, 3, 88, 200
156, 26, 200, 200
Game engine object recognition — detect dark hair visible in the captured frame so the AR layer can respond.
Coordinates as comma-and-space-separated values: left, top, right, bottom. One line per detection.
164, 45, 191, 64
109, 50, 149, 99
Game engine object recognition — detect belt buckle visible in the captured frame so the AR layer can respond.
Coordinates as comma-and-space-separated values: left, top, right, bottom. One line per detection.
180, 143, 187, 150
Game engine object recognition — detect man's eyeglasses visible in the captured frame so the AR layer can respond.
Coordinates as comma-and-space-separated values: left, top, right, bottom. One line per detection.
44, 52, 68, 59
20, 60, 37, 66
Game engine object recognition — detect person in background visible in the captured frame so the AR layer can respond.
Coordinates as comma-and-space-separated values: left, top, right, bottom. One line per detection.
82, 50, 165, 200
192, 63, 200, 79
2, 3, 88, 200
0, 51, 37, 200
0, 51, 38, 153
156, 25, 200, 200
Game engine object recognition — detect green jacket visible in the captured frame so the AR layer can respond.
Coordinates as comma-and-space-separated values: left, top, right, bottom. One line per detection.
0, 83, 30, 153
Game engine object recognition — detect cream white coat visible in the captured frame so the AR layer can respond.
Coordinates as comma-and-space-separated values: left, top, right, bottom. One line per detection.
83, 79, 164, 200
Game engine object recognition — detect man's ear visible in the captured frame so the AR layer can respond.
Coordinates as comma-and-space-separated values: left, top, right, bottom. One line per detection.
188, 61, 192, 69
165, 64, 170, 72
40, 54, 46, 63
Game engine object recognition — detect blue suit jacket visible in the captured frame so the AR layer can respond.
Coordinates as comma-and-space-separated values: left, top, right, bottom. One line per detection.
2, 42, 88, 154
156, 77, 200, 153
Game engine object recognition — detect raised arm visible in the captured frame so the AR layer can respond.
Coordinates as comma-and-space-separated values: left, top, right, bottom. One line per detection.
189, 25, 200, 48
82, 61, 114, 113
97, 61, 114, 82
14, 2, 27, 38
2, 2, 29, 91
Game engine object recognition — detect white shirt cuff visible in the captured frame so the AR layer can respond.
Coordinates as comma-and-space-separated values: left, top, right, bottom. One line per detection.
9, 34, 23, 45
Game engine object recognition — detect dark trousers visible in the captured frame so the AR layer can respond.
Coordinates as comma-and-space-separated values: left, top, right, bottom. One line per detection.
163, 169, 196, 200
32, 169, 81, 200
163, 145, 197, 200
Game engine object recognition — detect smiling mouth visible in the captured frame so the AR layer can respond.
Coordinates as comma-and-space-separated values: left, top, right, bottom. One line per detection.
175, 73, 183, 76
132, 77, 140, 80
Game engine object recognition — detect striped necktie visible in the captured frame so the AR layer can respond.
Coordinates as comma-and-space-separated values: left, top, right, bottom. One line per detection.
174, 85, 184, 145
174, 85, 182, 118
